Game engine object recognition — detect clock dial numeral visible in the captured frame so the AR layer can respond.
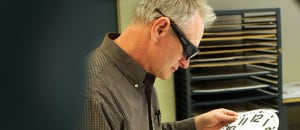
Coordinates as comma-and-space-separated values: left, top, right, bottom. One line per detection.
238, 117, 248, 126
264, 127, 272, 130
225, 126, 236, 130
262, 119, 270, 127
250, 114, 264, 122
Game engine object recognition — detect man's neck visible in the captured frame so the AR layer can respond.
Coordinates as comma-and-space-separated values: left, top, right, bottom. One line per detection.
114, 23, 152, 72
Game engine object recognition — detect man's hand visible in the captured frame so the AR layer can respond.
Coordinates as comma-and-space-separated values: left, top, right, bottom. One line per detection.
194, 108, 238, 130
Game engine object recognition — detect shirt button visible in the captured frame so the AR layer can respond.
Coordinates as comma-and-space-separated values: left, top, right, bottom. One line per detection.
134, 84, 139, 88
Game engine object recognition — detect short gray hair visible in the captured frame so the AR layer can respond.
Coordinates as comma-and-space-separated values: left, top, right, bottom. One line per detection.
132, 0, 216, 31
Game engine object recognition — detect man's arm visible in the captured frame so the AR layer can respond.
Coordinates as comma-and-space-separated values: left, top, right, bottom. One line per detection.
161, 108, 237, 130
80, 99, 112, 130
162, 118, 196, 130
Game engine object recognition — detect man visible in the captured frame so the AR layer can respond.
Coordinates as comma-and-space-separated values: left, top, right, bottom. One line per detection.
81, 0, 238, 130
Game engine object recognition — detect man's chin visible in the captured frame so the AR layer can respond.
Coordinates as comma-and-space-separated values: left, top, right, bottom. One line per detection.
157, 73, 172, 80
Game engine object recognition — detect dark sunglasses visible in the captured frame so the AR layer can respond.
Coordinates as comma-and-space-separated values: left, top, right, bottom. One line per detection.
155, 8, 200, 60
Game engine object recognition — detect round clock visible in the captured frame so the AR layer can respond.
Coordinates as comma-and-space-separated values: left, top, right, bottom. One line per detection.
221, 109, 279, 130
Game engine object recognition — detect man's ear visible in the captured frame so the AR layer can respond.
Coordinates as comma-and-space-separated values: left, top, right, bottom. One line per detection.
150, 17, 171, 42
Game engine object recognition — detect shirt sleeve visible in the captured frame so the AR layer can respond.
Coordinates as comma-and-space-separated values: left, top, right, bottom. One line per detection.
161, 118, 196, 130
80, 99, 112, 130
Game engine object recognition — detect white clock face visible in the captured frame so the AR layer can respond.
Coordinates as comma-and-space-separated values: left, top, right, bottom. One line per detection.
221, 109, 279, 130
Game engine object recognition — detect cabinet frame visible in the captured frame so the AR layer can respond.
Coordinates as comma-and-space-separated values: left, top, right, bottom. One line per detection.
174, 8, 283, 129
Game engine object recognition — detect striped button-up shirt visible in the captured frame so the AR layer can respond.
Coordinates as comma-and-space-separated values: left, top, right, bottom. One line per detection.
81, 33, 195, 130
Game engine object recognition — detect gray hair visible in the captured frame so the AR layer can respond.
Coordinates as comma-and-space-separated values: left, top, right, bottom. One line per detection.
132, 0, 216, 31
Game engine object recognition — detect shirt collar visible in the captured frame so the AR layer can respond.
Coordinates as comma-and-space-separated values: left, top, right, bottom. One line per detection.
101, 33, 149, 87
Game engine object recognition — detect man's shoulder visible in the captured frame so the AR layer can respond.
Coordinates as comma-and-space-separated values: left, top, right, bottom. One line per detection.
86, 48, 122, 89
87, 47, 114, 75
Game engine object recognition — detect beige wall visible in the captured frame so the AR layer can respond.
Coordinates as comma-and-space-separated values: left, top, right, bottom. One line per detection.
117, 0, 300, 124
